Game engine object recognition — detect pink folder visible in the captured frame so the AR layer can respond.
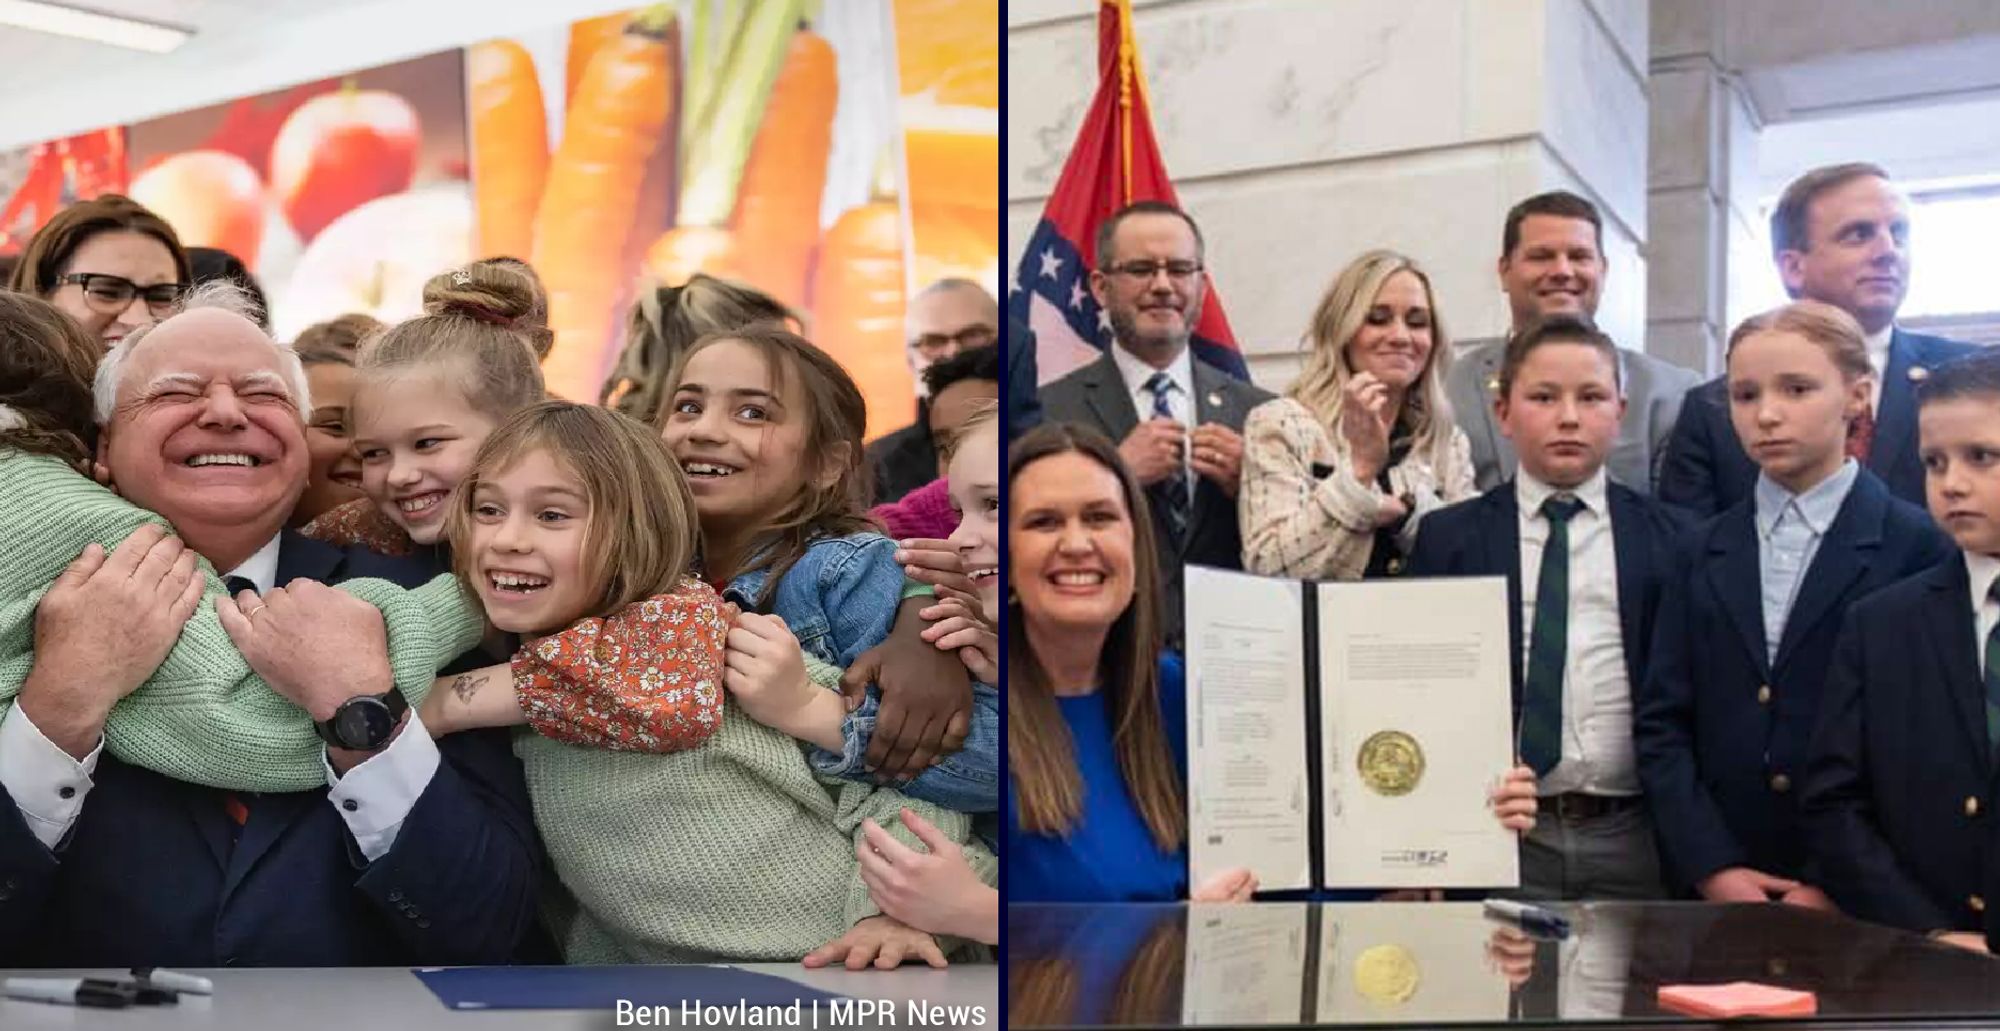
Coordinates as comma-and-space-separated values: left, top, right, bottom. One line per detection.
1657, 982, 1819, 1018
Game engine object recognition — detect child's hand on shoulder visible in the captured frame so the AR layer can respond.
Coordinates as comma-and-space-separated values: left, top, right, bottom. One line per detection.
919, 595, 998, 683
725, 611, 845, 751
724, 613, 810, 717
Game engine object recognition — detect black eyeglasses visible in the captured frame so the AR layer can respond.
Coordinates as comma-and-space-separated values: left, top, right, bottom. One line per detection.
912, 324, 998, 359
55, 273, 188, 317
1104, 260, 1203, 283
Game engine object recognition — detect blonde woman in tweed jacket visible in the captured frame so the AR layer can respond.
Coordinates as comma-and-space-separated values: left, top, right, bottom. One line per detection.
1241, 250, 1476, 580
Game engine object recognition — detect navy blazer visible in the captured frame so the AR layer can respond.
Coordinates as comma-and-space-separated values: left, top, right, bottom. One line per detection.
1802, 556, 2000, 941
1635, 470, 1953, 894
1658, 329, 1977, 517
0, 531, 544, 967
1405, 479, 1691, 710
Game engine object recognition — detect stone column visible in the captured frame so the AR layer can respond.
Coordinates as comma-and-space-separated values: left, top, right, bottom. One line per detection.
1647, 0, 1761, 378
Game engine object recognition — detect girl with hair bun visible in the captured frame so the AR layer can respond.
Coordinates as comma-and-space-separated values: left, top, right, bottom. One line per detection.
301, 262, 549, 563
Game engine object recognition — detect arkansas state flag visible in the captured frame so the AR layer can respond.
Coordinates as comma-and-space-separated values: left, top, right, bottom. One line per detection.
1007, 0, 1248, 383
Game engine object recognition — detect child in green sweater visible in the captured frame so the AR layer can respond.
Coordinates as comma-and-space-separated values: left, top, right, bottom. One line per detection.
0, 291, 481, 793
420, 401, 990, 966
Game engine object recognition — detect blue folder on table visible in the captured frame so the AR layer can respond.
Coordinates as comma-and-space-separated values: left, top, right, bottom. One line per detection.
413, 965, 850, 1011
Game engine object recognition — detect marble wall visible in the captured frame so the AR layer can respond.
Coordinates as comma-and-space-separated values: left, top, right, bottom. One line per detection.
1007, 0, 1653, 392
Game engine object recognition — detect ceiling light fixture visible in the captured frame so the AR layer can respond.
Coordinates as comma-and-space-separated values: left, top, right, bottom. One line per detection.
0, 0, 192, 54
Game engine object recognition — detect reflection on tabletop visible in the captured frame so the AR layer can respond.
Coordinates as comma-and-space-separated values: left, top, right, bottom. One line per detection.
1007, 901, 2000, 1028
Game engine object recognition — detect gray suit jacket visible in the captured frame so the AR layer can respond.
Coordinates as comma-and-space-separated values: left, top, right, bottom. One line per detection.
1445, 336, 1703, 494
1040, 350, 1274, 647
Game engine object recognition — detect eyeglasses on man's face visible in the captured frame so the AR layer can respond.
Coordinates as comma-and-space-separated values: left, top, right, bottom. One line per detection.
1102, 260, 1203, 284
56, 273, 188, 317
911, 324, 997, 361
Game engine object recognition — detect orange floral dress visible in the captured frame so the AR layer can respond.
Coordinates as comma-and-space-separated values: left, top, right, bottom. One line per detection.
300, 497, 415, 557
513, 578, 728, 752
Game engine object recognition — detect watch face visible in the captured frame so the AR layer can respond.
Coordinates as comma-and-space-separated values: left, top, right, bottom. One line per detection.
334, 698, 396, 750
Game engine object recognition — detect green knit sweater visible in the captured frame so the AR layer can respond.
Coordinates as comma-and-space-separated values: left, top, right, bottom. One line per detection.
0, 452, 485, 791
521, 692, 998, 964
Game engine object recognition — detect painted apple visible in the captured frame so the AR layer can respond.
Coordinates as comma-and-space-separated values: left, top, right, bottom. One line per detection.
270, 85, 420, 242
129, 149, 267, 266
275, 185, 471, 342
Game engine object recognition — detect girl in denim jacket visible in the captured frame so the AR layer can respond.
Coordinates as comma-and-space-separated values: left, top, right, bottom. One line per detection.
660, 325, 999, 814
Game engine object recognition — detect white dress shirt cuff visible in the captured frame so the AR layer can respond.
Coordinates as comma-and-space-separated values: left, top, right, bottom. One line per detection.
324, 712, 441, 863
0, 703, 100, 850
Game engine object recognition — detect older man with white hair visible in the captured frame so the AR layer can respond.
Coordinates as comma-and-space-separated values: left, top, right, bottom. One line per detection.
0, 284, 545, 967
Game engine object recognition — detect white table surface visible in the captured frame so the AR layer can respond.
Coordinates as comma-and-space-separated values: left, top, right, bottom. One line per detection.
0, 963, 998, 1030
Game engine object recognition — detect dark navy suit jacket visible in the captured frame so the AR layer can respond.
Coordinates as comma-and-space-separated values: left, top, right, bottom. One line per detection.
1636, 470, 1953, 894
0, 531, 543, 967
1803, 556, 2000, 944
1405, 480, 1691, 710
1658, 329, 1977, 517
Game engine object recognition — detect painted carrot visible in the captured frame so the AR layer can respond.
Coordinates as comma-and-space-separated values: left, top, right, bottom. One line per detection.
565, 10, 633, 108
468, 40, 548, 260
811, 200, 911, 441
533, 6, 677, 402
729, 28, 838, 309
644, 224, 738, 287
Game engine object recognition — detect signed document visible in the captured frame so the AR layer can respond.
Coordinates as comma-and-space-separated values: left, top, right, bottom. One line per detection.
1318, 577, 1518, 888
1185, 567, 1517, 891
1184, 567, 1311, 890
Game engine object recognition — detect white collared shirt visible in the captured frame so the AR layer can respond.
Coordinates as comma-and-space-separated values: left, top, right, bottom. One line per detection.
229, 533, 284, 595
1754, 460, 1860, 666
1516, 468, 1638, 796
1111, 341, 1195, 495
0, 533, 438, 861
1967, 552, 2000, 677
1865, 325, 1893, 413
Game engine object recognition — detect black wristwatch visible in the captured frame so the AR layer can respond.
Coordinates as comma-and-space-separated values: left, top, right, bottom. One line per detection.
314, 688, 409, 751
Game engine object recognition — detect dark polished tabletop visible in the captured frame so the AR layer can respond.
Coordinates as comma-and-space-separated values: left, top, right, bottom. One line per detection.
1008, 901, 2000, 1029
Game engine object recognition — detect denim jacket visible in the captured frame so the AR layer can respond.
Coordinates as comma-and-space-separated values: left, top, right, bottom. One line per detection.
719, 531, 998, 813
718, 532, 903, 670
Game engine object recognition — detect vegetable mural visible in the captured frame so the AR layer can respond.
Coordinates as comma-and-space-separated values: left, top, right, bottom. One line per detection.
124, 50, 472, 341
0, 1, 997, 438
475, 0, 999, 434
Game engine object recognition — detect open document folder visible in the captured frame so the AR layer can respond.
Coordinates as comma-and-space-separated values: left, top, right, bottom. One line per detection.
1183, 565, 1519, 891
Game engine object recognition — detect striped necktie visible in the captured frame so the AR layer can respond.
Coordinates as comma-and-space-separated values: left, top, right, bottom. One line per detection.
1520, 495, 1584, 776
1143, 371, 1190, 545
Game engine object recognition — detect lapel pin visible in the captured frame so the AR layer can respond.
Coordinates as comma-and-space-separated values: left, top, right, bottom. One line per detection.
1908, 366, 1929, 382
1206, 391, 1223, 409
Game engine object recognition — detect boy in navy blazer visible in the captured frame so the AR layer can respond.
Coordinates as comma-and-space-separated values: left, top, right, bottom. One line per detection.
1637, 302, 1952, 907
1804, 349, 2000, 954
1410, 314, 1690, 900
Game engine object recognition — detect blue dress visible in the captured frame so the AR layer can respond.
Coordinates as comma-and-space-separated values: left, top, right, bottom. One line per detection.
1006, 653, 1190, 902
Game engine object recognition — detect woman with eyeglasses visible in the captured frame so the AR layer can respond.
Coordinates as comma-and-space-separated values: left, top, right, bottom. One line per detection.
8, 194, 191, 350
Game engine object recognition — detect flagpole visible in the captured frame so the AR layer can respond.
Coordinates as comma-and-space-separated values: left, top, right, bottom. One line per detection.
1110, 0, 1135, 205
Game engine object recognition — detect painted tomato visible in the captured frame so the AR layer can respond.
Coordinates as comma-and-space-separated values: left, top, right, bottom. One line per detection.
129, 150, 267, 266
270, 85, 420, 242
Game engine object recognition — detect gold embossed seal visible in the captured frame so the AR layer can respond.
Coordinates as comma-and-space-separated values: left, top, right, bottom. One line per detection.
1357, 730, 1425, 796
1353, 943, 1420, 1003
